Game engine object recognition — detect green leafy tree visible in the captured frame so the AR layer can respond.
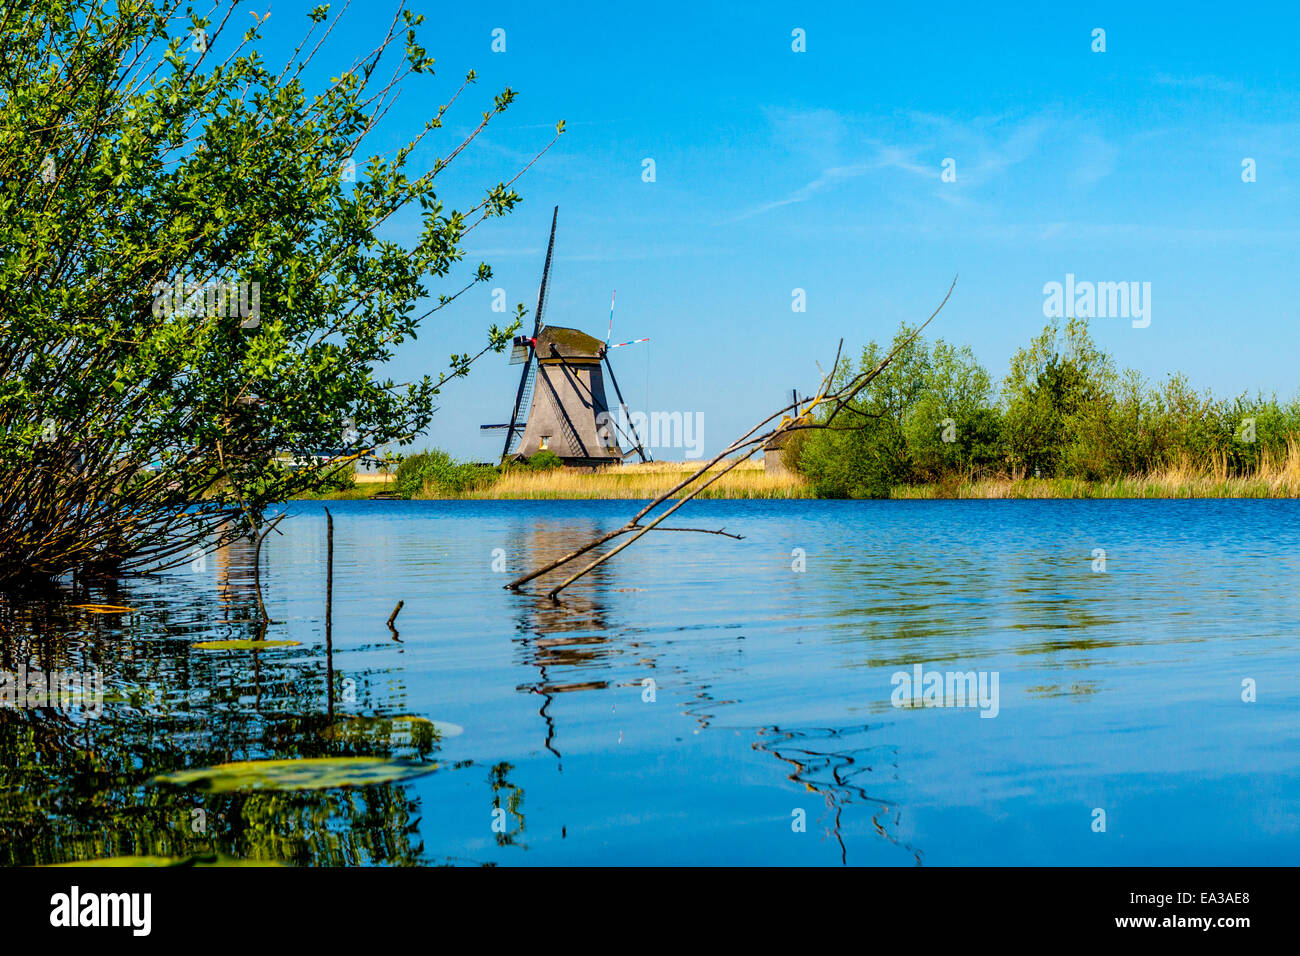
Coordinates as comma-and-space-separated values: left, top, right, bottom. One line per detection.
798, 325, 933, 497
903, 339, 1001, 481
0, 0, 561, 584
798, 325, 998, 496
1000, 318, 1115, 478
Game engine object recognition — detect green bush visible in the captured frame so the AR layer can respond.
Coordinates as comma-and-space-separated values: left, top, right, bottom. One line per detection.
523, 450, 563, 472
317, 465, 357, 492
798, 326, 1000, 497
394, 449, 496, 498
1001, 317, 1115, 478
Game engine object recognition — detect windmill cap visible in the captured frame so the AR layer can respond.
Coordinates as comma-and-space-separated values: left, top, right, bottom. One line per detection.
537, 325, 605, 358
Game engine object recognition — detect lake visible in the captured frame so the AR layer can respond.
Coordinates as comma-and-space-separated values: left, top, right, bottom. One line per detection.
2, 498, 1298, 866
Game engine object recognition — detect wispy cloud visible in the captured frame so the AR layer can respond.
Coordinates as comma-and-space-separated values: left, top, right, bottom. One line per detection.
1153, 72, 1245, 94
731, 153, 930, 221
732, 108, 1103, 221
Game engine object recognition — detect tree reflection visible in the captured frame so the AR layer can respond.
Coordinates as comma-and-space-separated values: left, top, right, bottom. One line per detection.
0, 540, 486, 866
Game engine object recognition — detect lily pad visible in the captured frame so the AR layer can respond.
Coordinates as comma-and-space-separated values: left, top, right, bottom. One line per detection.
51, 855, 180, 867
192, 639, 302, 650
50, 853, 283, 867
152, 756, 436, 793
69, 604, 134, 614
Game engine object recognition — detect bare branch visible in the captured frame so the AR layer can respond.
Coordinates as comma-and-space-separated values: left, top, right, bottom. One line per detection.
506, 278, 958, 600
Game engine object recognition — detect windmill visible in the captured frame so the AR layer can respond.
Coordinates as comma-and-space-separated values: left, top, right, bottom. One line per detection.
481, 207, 650, 466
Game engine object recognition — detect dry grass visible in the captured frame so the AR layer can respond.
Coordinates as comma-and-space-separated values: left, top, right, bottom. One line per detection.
312, 440, 1300, 501
893, 438, 1300, 499
455, 458, 812, 500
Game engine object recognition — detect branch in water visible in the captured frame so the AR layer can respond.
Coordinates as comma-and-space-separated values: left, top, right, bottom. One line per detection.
506, 277, 957, 600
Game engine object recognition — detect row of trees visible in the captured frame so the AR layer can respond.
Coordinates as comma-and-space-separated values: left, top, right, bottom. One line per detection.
794, 318, 1300, 497
1, 0, 552, 585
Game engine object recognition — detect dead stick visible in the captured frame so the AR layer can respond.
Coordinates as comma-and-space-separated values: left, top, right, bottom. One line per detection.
547, 446, 763, 599
250, 512, 287, 629
325, 506, 334, 722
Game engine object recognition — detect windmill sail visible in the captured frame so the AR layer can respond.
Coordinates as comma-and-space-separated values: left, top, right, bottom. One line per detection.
499, 206, 559, 460
533, 206, 557, 337
483, 208, 638, 466
597, 284, 650, 461
505, 361, 537, 455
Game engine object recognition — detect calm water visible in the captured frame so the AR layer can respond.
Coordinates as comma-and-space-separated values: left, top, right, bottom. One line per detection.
3, 499, 1298, 866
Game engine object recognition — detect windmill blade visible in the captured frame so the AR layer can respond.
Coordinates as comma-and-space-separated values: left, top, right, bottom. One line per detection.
608, 336, 649, 349
494, 207, 555, 460
602, 352, 650, 462
533, 205, 558, 337
508, 336, 531, 365
606, 289, 616, 344
500, 350, 534, 458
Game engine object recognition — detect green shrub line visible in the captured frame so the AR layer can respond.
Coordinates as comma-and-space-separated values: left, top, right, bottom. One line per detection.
796, 317, 1300, 498
394, 448, 560, 498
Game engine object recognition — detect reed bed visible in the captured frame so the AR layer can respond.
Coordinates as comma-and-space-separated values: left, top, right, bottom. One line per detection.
892, 439, 1300, 499
449, 459, 812, 500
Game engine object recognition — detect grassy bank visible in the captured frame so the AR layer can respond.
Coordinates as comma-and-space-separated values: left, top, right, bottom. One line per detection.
291, 472, 397, 500
295, 449, 1300, 501
427, 459, 810, 500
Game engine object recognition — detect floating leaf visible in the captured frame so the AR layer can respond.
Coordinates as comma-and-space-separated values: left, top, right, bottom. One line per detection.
50, 853, 283, 867
192, 639, 301, 650
51, 855, 179, 867
152, 757, 436, 792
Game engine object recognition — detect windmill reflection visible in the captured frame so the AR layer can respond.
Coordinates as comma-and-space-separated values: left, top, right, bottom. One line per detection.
506, 518, 628, 767
753, 724, 922, 866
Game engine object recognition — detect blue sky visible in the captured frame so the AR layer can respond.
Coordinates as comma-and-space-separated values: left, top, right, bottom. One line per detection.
260, 1, 1300, 460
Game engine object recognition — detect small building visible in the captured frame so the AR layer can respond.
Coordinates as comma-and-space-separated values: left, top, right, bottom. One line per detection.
764, 431, 796, 476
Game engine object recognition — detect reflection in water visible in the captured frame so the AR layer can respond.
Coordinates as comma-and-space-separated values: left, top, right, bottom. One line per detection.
0, 679, 434, 865
505, 517, 746, 759
508, 519, 620, 767
1, 540, 464, 866
489, 762, 526, 848
5, 498, 1299, 866
753, 725, 922, 866
215, 523, 258, 625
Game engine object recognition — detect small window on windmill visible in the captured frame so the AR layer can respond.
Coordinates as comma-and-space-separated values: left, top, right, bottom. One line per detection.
540, 436, 550, 450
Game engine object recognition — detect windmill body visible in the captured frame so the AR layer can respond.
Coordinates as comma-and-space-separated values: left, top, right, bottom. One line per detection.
481, 207, 650, 467
514, 326, 623, 465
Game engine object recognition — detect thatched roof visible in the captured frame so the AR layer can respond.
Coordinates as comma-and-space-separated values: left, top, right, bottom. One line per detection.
538, 325, 604, 358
